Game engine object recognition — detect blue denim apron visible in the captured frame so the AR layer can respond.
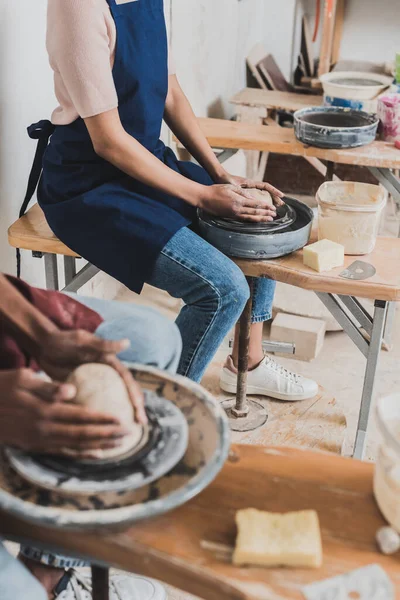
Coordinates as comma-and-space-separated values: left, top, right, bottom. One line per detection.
22, 0, 211, 292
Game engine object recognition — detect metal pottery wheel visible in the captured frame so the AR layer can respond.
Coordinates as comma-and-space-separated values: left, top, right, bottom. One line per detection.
198, 196, 313, 260
294, 106, 379, 149
0, 365, 230, 530
6, 392, 188, 496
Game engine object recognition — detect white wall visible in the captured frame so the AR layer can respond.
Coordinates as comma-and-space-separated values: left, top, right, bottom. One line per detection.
0, 0, 55, 286
301, 0, 399, 65
171, 0, 297, 118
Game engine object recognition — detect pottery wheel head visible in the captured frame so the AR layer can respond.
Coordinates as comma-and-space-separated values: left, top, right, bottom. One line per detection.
200, 201, 297, 234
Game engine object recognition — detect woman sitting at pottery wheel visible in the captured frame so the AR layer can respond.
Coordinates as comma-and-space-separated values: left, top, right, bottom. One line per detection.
0, 273, 179, 600
22, 0, 317, 404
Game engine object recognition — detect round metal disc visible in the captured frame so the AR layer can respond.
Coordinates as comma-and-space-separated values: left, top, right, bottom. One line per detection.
220, 398, 268, 432
6, 392, 188, 495
199, 202, 297, 234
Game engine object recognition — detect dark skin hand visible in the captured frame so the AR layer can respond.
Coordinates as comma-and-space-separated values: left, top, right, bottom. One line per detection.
215, 173, 285, 208
0, 273, 147, 427
0, 369, 130, 454
38, 330, 147, 425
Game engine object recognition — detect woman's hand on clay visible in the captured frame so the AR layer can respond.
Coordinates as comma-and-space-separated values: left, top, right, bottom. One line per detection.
37, 330, 147, 425
0, 369, 129, 453
214, 172, 285, 207
200, 184, 277, 222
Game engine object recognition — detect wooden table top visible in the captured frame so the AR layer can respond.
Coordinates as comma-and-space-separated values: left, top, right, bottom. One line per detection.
235, 236, 400, 302
198, 117, 400, 170
1, 445, 399, 600
230, 88, 322, 112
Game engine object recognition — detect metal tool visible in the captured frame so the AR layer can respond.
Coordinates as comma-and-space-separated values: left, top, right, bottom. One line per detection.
339, 260, 376, 281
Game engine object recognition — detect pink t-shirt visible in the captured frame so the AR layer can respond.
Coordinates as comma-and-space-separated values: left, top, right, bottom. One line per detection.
47, 0, 175, 125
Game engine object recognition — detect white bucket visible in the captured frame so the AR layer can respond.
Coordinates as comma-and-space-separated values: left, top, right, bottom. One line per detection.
317, 181, 387, 255
320, 71, 393, 101
374, 394, 400, 533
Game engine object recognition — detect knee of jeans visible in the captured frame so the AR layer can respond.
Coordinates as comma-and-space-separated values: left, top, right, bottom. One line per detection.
219, 264, 250, 313
150, 318, 182, 371
114, 311, 182, 370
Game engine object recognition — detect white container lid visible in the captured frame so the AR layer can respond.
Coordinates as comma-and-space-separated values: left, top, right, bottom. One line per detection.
317, 181, 388, 213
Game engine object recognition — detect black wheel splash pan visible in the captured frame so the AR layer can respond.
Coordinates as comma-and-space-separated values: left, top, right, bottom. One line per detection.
198, 196, 314, 260
294, 106, 379, 149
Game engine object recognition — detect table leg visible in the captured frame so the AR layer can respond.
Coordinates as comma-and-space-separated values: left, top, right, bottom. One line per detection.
325, 161, 335, 181
44, 253, 59, 291
221, 278, 268, 432
353, 300, 387, 460
316, 293, 387, 460
92, 566, 109, 600
63, 256, 77, 287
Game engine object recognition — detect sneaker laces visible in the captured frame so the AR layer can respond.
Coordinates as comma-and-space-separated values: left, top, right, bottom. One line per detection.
56, 569, 124, 600
264, 356, 300, 383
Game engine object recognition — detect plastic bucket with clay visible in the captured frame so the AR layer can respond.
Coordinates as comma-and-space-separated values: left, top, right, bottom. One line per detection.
316, 181, 387, 255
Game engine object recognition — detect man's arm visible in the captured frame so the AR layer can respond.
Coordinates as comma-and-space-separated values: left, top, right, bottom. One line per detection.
0, 275, 146, 423
0, 369, 127, 454
0, 274, 58, 358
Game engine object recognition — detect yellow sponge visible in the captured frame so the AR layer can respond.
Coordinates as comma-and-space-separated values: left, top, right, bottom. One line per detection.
233, 508, 323, 568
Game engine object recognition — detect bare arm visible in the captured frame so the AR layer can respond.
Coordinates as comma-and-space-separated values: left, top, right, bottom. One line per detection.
164, 76, 227, 182
164, 76, 284, 205
84, 108, 277, 222
85, 109, 206, 206
0, 274, 146, 423
0, 274, 57, 359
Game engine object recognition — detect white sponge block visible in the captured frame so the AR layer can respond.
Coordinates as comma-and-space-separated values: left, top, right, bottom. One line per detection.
303, 239, 345, 273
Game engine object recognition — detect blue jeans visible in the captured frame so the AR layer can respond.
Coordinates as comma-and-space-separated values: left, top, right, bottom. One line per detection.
20, 297, 182, 570
146, 226, 276, 382
0, 543, 47, 600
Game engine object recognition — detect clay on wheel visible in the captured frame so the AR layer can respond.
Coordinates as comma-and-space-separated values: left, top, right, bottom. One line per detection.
63, 363, 144, 461
246, 189, 274, 207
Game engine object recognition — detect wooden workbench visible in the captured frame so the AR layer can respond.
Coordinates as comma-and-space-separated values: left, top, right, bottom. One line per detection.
198, 117, 400, 170
2, 445, 399, 600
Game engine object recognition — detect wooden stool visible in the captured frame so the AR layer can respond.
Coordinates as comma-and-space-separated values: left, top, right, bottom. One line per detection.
2, 445, 398, 600
8, 203, 99, 291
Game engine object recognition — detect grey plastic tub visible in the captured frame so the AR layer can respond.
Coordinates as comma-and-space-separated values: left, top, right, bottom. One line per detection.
294, 106, 379, 149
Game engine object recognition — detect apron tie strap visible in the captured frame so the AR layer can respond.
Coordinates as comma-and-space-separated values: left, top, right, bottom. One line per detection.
17, 120, 55, 277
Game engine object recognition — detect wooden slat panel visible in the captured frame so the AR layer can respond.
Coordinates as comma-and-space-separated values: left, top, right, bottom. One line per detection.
197, 117, 400, 169
1, 445, 399, 600
231, 88, 322, 112
8, 204, 79, 257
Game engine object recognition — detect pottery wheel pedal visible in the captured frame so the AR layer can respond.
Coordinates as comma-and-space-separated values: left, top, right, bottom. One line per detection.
198, 196, 314, 260
6, 391, 189, 496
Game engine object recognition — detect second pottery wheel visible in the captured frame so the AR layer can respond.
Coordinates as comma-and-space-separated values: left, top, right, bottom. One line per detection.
6, 391, 189, 496
198, 196, 313, 260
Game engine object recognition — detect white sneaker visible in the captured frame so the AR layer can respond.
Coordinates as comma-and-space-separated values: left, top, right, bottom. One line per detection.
54, 569, 167, 600
220, 355, 318, 401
